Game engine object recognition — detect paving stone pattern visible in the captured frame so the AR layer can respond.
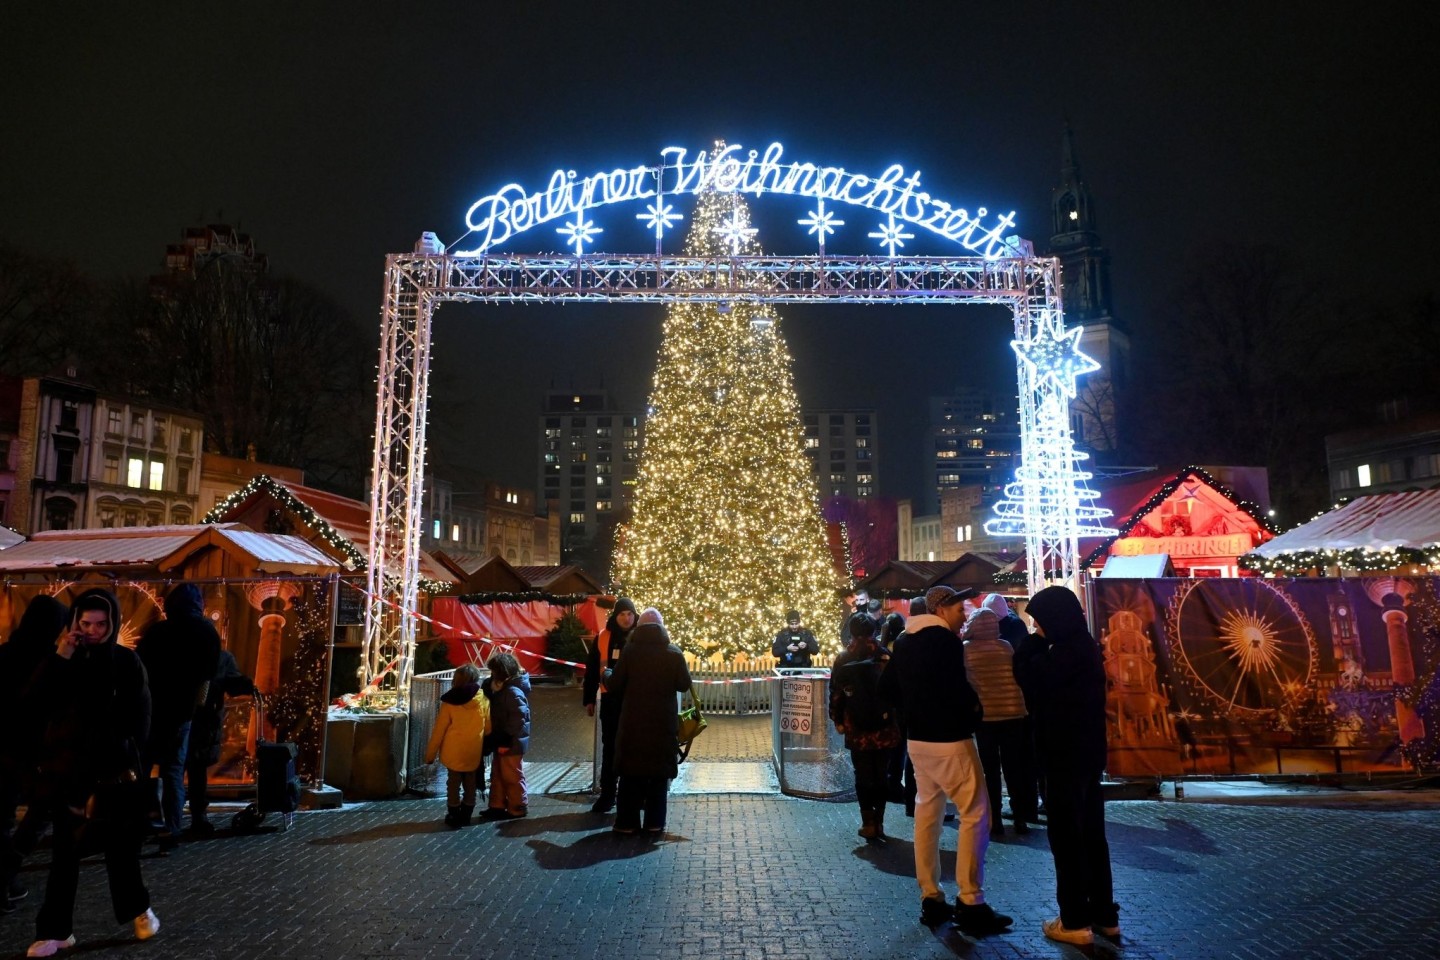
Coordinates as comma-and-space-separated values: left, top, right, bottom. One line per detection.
5, 685, 1438, 959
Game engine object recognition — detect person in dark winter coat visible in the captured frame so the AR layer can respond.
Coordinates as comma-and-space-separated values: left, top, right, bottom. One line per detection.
1, 595, 69, 910
184, 649, 254, 836
602, 607, 691, 836
829, 612, 901, 842
481, 651, 530, 820
771, 610, 818, 667
1013, 586, 1118, 946
582, 597, 637, 813
22, 588, 159, 956
877, 610, 911, 808
135, 583, 221, 847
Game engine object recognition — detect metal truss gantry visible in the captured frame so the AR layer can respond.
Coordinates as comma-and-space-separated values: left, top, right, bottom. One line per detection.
365, 252, 1088, 704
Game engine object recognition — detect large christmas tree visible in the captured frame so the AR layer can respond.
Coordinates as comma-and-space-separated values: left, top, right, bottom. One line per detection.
613, 188, 844, 659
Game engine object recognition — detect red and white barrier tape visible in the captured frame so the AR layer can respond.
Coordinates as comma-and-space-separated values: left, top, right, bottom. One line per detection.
340, 581, 799, 685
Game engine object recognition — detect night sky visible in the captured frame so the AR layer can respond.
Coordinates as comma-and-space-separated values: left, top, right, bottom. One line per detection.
5, 3, 1437, 504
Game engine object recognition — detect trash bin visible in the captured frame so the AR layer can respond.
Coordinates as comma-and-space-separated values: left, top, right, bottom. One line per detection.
770, 668, 851, 799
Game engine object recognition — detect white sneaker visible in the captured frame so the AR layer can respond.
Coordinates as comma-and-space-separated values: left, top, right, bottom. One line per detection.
26, 937, 76, 958
134, 908, 161, 940
1043, 916, 1094, 945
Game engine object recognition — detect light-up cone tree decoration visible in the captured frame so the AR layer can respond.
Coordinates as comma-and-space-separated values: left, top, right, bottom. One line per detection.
613, 188, 844, 659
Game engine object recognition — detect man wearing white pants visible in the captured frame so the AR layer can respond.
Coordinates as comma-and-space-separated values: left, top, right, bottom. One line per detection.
879, 585, 1013, 936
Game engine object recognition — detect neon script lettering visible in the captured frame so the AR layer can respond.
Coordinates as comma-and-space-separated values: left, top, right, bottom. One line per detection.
459, 142, 1016, 257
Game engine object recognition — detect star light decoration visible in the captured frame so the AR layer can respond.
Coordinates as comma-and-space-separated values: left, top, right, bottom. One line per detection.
557, 213, 602, 256
868, 214, 914, 257
797, 200, 844, 251
714, 206, 758, 254
637, 200, 683, 241
1010, 321, 1102, 398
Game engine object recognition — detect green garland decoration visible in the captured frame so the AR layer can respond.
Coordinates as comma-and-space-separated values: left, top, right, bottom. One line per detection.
1239, 544, 1440, 576
1081, 465, 1281, 570
205, 474, 454, 595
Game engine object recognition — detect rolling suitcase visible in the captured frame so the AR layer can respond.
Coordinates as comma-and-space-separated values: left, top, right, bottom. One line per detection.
233, 692, 302, 833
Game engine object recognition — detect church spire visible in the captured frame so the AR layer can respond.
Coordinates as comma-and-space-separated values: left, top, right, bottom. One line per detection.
1061, 119, 1080, 183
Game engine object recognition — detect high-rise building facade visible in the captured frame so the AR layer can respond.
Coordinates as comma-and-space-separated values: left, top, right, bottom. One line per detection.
537, 391, 641, 550
802, 409, 878, 500
928, 388, 1020, 514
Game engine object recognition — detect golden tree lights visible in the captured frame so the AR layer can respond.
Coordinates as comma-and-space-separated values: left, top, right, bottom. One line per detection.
612, 188, 844, 659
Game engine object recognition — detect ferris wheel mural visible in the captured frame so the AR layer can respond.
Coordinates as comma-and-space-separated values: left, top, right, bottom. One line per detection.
1165, 578, 1319, 716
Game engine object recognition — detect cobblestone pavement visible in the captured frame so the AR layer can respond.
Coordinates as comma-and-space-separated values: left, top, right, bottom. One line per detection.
4, 686, 1438, 959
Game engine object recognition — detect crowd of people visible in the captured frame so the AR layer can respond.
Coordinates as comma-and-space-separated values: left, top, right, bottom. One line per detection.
3, 581, 1116, 952
828, 585, 1119, 946
1, 583, 254, 957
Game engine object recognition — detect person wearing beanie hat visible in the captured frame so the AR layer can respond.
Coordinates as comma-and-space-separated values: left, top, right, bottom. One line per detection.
1014, 586, 1118, 946
829, 612, 901, 843
22, 587, 160, 955
583, 597, 639, 814
877, 583, 1012, 935
962, 596, 1037, 838
771, 609, 818, 668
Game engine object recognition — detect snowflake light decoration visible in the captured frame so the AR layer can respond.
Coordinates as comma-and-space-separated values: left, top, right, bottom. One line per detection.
1011, 322, 1102, 399
637, 200, 683, 241
714, 207, 758, 254
868, 214, 914, 257
557, 213, 602, 256
798, 200, 844, 246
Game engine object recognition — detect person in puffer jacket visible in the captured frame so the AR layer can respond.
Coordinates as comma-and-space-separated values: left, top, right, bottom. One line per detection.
425, 663, 489, 828
481, 652, 530, 820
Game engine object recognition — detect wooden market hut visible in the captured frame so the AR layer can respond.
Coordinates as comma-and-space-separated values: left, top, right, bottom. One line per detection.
1080, 465, 1279, 578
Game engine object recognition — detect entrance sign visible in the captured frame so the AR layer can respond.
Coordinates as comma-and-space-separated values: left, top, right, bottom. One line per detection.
780, 678, 815, 735
458, 141, 1018, 258
364, 140, 1113, 707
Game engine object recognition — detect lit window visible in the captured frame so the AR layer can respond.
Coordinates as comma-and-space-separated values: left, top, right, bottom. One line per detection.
804, 437, 819, 449
965, 524, 972, 541
148, 462, 164, 491
451, 524, 460, 541
1357, 464, 1371, 487
433, 519, 441, 539
569, 512, 586, 524
127, 458, 143, 488
957, 526, 965, 542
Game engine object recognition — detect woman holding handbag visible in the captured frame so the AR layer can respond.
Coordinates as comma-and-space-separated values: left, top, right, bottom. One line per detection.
602, 607, 691, 836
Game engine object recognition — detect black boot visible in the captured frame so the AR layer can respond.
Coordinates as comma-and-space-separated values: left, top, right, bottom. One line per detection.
459, 804, 474, 827
873, 807, 887, 842
857, 807, 877, 840
444, 806, 461, 828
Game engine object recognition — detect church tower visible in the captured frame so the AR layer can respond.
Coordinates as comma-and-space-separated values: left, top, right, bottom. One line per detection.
1049, 124, 1129, 453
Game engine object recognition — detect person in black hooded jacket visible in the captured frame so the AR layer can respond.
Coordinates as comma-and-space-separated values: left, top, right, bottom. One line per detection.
1013, 586, 1118, 946
582, 597, 637, 814
22, 587, 159, 956
1, 595, 69, 911
136, 583, 221, 848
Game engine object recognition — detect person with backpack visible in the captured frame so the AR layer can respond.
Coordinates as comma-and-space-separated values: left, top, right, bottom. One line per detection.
828, 612, 901, 843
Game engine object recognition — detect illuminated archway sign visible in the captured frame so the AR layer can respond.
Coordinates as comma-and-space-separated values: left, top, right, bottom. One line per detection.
457, 141, 1018, 258
365, 140, 1114, 709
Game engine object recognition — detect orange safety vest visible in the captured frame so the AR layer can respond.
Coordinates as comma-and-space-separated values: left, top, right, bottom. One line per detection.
596, 628, 623, 693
